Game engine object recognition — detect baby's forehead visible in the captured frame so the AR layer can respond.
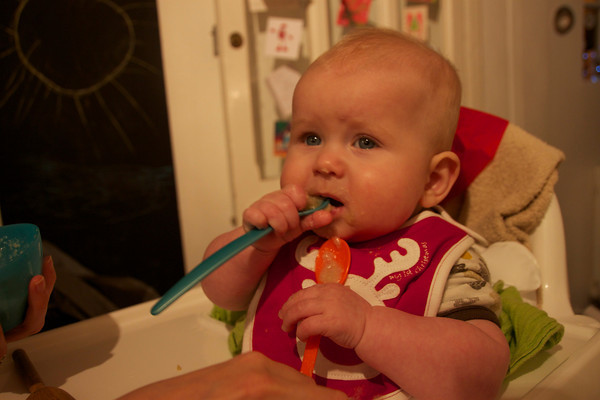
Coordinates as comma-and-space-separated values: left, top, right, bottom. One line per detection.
315, 44, 442, 84
299, 34, 460, 146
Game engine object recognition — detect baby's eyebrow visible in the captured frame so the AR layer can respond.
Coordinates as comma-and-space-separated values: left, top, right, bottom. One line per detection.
290, 119, 313, 128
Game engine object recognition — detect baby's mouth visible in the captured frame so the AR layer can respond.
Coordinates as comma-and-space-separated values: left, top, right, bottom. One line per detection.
327, 198, 344, 208
308, 194, 344, 211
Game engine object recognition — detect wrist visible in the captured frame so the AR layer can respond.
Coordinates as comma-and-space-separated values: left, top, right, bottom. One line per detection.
353, 304, 378, 352
354, 306, 401, 357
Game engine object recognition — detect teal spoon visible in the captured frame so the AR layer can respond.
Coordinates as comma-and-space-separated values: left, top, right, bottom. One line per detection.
151, 198, 330, 315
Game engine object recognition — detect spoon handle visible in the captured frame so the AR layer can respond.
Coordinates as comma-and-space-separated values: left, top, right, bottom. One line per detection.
300, 335, 321, 377
151, 199, 330, 315
151, 228, 271, 315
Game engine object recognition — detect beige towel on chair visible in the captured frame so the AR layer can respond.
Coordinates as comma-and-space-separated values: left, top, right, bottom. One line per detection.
457, 123, 565, 248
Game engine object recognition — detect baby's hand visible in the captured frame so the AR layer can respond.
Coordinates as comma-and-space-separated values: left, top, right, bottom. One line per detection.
279, 283, 371, 350
243, 185, 332, 252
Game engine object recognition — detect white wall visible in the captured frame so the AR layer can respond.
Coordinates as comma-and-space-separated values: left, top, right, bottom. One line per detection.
156, 0, 234, 272
445, 0, 600, 312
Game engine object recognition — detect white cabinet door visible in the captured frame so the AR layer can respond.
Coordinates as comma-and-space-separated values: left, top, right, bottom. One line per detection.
157, 0, 233, 272
214, 0, 331, 223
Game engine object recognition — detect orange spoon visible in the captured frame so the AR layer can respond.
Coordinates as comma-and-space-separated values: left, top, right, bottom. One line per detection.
300, 237, 351, 378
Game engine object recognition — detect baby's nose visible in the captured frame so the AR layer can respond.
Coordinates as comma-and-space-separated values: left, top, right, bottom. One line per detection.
314, 147, 345, 176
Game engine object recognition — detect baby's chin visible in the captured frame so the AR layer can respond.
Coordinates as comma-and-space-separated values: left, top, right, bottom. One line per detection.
311, 224, 367, 243
313, 222, 399, 244
311, 224, 345, 241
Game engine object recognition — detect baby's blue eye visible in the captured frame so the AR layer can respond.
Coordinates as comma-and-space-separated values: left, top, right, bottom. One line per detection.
355, 137, 377, 149
305, 134, 321, 146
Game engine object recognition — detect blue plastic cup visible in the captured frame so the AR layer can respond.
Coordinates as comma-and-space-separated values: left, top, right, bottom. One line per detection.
0, 223, 42, 332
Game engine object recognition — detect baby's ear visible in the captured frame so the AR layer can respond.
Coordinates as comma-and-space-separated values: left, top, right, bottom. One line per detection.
420, 151, 460, 209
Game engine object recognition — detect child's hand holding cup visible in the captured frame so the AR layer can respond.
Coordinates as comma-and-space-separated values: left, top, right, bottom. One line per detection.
0, 223, 42, 333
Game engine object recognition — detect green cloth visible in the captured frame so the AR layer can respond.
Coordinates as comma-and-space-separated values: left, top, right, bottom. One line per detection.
494, 281, 564, 378
210, 306, 246, 355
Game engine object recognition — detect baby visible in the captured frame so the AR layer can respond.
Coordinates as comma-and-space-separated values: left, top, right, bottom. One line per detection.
202, 28, 509, 400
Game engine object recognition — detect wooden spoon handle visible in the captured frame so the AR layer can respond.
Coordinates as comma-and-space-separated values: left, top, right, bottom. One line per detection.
300, 335, 321, 377
12, 348, 45, 393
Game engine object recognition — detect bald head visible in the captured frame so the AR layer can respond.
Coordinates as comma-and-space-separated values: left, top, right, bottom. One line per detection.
304, 28, 461, 151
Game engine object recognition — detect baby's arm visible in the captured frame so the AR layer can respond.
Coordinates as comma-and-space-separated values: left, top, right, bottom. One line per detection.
281, 284, 509, 400
356, 307, 509, 400
201, 185, 332, 311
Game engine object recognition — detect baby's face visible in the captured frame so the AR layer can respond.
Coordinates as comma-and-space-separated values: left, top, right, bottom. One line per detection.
281, 64, 437, 242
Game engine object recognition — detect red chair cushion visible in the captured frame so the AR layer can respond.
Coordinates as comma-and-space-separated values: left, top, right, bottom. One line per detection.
449, 107, 509, 199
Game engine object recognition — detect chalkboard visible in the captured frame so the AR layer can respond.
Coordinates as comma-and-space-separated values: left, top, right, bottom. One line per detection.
0, 0, 184, 317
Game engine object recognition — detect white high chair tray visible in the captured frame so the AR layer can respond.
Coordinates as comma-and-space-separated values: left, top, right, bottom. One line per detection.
1, 288, 598, 399
0, 287, 231, 399
503, 314, 600, 399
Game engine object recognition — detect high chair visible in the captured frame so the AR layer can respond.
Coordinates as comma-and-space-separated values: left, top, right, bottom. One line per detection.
1, 109, 599, 399
448, 107, 600, 399
507, 193, 600, 399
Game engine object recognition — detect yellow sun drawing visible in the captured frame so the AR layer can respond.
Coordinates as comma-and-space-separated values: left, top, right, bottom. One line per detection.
0, 0, 166, 160
0, 0, 183, 298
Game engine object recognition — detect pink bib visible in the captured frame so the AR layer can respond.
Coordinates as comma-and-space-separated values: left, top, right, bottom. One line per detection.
245, 211, 473, 399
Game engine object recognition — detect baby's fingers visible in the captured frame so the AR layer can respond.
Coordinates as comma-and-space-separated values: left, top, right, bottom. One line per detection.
4, 256, 55, 342
299, 210, 333, 232
281, 284, 371, 348
243, 188, 305, 232
244, 200, 295, 232
279, 284, 345, 339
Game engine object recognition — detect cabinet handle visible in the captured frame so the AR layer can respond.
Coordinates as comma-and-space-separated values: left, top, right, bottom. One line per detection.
230, 32, 244, 48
